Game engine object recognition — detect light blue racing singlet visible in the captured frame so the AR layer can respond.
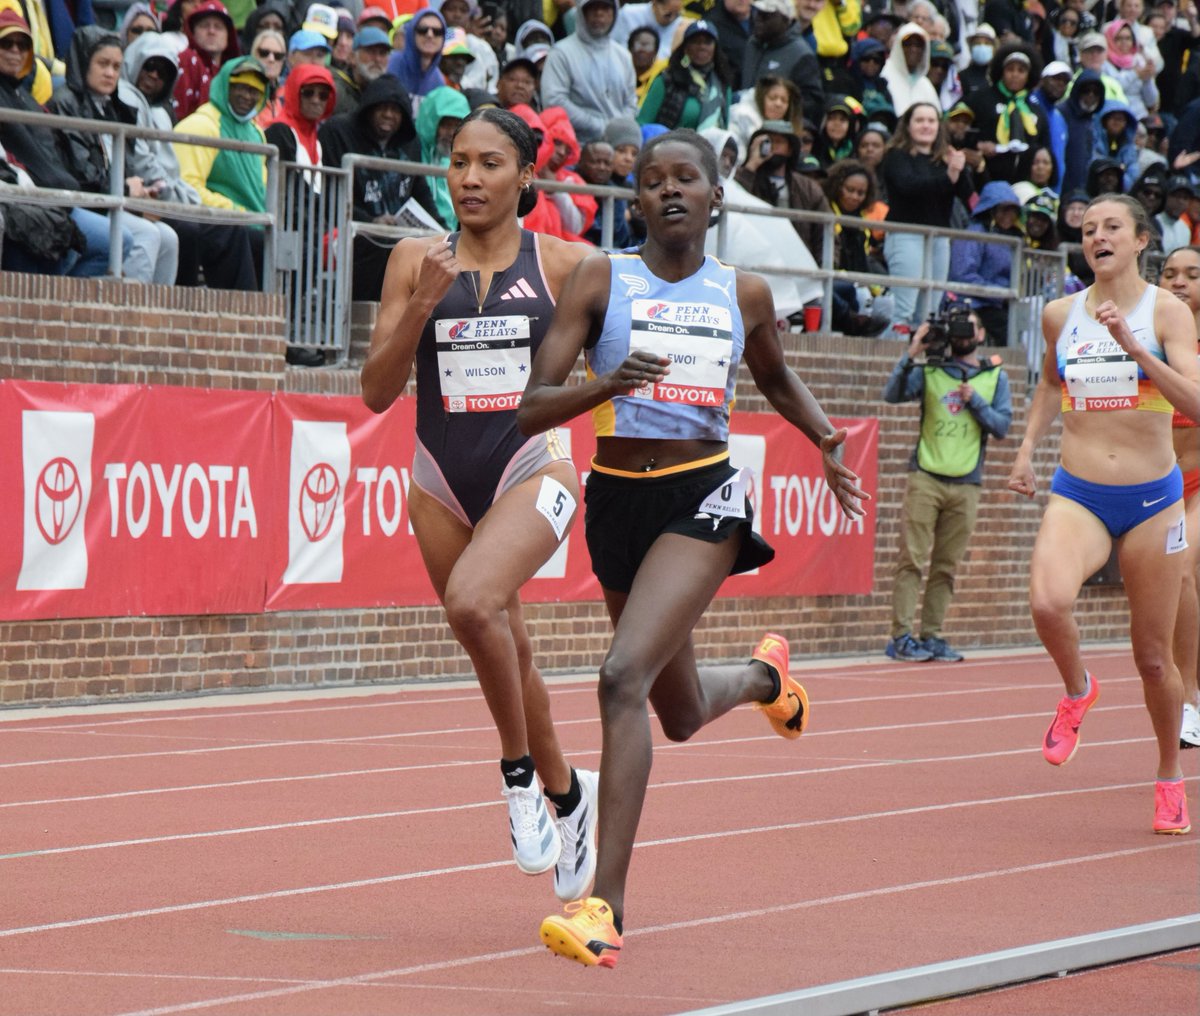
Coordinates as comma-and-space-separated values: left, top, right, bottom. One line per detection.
586, 251, 745, 440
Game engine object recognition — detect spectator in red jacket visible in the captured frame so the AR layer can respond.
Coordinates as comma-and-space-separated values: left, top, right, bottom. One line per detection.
174, 0, 240, 119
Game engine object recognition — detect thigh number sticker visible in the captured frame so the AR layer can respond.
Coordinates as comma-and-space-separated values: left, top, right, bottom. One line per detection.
536, 475, 576, 542
699, 467, 748, 520
1167, 514, 1188, 555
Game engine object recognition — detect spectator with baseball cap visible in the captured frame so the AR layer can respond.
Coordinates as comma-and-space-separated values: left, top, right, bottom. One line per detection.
331, 25, 392, 114
436, 0, 498, 94
1077, 28, 1127, 102
358, 7, 395, 35
959, 23, 995, 103
966, 42, 1049, 185
287, 27, 332, 73
174, 0, 240, 119
540, 0, 637, 144
1029, 59, 1070, 191
741, 0, 824, 120
637, 19, 733, 131
495, 50, 540, 110
882, 22, 939, 118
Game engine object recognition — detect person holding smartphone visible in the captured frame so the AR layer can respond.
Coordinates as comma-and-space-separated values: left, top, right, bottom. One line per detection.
734, 118, 830, 261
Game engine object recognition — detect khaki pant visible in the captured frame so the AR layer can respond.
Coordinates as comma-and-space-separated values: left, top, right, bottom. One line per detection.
890, 470, 981, 640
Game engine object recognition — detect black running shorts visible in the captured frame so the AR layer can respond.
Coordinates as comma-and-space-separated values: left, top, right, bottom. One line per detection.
583, 458, 775, 594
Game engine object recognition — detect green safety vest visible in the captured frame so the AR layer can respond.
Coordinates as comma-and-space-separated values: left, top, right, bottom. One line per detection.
917, 365, 1002, 479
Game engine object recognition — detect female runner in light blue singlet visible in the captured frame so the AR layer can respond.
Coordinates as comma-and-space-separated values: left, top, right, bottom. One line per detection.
1008, 194, 1200, 837
517, 128, 870, 968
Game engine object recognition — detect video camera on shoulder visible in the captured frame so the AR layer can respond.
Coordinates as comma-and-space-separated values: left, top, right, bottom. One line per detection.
923, 305, 975, 364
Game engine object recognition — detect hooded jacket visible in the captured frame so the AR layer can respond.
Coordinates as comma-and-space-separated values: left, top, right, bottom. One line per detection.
414, 84, 469, 227
540, 105, 596, 237
118, 30, 199, 204
949, 180, 1023, 308
508, 102, 580, 241
845, 37, 895, 124
1085, 156, 1126, 199
1059, 68, 1104, 195
47, 26, 137, 194
239, 0, 294, 52
265, 62, 335, 165
174, 0, 240, 120
118, 2, 158, 47
740, 20, 824, 124
0, 9, 80, 191
1091, 97, 1139, 190
881, 23, 939, 117
387, 8, 446, 98
539, 0, 638, 145
174, 55, 268, 211
319, 73, 440, 224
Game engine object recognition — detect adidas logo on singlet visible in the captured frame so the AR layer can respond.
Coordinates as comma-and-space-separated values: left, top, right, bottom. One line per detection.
499, 277, 538, 301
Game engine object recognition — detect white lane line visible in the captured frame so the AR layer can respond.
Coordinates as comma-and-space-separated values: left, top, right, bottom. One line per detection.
2, 649, 1100, 733
0, 676, 1145, 769
103, 838, 1195, 1016
0, 746, 1170, 863
2, 778, 1192, 945
0, 968, 715, 1005
0, 703, 1149, 811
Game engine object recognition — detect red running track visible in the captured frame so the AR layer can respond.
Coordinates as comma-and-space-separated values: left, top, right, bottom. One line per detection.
0, 646, 1196, 1016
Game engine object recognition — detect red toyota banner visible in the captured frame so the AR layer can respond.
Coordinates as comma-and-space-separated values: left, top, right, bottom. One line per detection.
0, 381, 272, 620
0, 381, 877, 621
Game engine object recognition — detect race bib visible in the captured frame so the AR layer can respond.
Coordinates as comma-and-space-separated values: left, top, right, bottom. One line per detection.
628, 299, 733, 408
434, 315, 530, 413
1062, 338, 1138, 411
699, 467, 748, 520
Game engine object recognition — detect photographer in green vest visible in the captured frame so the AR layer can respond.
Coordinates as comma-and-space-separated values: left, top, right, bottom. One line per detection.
883, 304, 1013, 663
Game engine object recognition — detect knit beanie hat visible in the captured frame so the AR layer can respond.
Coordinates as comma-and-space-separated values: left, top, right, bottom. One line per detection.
604, 116, 642, 151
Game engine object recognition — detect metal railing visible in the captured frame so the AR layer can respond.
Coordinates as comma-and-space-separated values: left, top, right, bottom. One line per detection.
0, 109, 1047, 367
276, 161, 351, 359
0, 106, 279, 284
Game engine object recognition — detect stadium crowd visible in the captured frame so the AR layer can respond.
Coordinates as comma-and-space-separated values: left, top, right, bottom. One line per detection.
4, 0, 1200, 341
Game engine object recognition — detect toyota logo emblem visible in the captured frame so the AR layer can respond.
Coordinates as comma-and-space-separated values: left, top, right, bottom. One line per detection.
35, 457, 82, 545
298, 462, 340, 542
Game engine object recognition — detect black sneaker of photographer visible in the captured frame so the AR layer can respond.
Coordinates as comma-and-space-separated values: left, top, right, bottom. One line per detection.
921, 636, 964, 662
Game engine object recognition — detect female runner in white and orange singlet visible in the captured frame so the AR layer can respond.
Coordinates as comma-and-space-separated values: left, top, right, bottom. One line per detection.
1008, 194, 1200, 835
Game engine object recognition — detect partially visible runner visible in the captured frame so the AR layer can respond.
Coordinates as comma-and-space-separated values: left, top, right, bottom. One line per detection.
361, 107, 599, 903
1008, 194, 1200, 836
1160, 245, 1200, 750
517, 128, 869, 967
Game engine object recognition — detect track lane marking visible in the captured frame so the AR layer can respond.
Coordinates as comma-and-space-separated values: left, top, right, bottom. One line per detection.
0, 676, 1147, 769
0, 737, 1162, 860
0, 702, 1151, 810
99, 838, 1195, 1016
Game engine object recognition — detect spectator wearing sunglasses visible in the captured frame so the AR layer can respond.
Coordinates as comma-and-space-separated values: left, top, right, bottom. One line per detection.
387, 8, 447, 99
120, 3, 160, 48
248, 28, 285, 125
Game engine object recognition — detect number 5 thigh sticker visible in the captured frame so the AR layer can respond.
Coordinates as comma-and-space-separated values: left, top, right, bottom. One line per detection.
1166, 514, 1188, 555
535, 475, 577, 542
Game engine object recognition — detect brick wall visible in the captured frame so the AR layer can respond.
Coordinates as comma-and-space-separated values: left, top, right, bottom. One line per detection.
0, 274, 1131, 706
